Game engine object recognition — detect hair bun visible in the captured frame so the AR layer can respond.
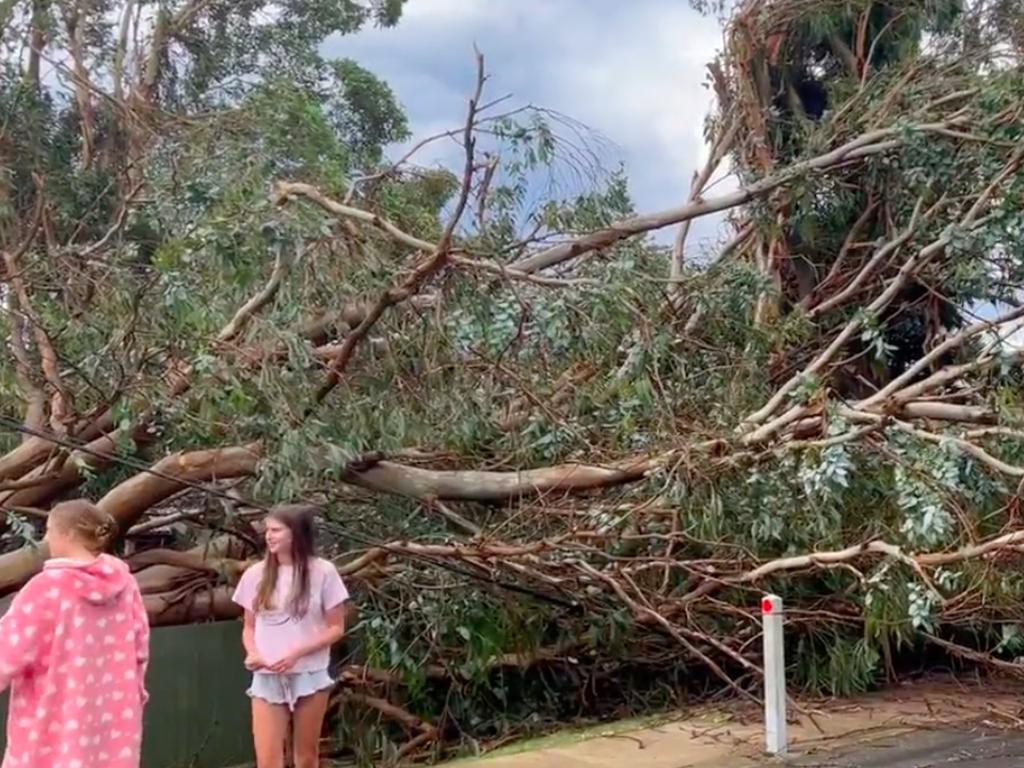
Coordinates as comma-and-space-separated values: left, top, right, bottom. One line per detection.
96, 517, 119, 541
50, 499, 119, 554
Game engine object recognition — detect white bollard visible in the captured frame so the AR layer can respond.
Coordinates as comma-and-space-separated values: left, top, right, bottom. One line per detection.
761, 594, 787, 756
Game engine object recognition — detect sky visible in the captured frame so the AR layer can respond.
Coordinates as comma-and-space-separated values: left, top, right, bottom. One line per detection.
325, 0, 731, 254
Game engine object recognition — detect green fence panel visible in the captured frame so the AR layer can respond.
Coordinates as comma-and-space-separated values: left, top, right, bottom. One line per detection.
0, 620, 254, 768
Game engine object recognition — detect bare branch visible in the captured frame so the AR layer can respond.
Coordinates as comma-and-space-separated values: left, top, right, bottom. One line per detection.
508, 122, 960, 275
274, 182, 435, 253
669, 118, 740, 305
216, 248, 292, 343
341, 454, 664, 502
311, 51, 488, 407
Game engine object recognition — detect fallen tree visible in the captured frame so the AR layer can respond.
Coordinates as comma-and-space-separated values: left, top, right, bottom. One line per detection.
0, 444, 260, 593
5, 0, 1024, 763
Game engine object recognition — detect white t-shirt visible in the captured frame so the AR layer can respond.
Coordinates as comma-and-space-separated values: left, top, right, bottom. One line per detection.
232, 558, 349, 673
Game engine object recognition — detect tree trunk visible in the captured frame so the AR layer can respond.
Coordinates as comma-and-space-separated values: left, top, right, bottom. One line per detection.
0, 425, 153, 511
144, 585, 240, 626
0, 443, 261, 595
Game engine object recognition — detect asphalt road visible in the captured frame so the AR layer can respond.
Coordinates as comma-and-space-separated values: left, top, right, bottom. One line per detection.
785, 727, 1024, 767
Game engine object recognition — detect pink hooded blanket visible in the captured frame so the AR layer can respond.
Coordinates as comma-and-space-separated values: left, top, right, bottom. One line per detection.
0, 554, 149, 768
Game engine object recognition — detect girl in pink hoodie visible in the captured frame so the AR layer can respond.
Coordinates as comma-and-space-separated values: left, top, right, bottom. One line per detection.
0, 498, 150, 768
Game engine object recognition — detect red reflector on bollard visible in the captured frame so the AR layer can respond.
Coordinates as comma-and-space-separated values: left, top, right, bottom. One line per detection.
761, 593, 787, 755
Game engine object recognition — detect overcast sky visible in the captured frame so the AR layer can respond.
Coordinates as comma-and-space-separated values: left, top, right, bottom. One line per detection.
326, 0, 730, 253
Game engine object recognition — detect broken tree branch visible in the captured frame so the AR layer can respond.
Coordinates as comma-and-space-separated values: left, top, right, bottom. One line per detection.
508, 121, 960, 275
311, 52, 486, 406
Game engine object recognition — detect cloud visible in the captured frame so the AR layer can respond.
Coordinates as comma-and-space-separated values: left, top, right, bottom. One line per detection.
326, 0, 731, 255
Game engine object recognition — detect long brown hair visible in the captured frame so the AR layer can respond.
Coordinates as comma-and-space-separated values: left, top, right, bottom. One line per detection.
255, 504, 317, 617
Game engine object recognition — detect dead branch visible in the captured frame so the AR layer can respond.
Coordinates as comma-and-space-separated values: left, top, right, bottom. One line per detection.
311, 52, 486, 406
341, 455, 664, 502
0, 424, 155, 512
274, 182, 435, 253
858, 305, 1024, 408
0, 472, 65, 493
892, 421, 1024, 479
924, 634, 1024, 677
670, 117, 740, 305
216, 248, 292, 343
144, 584, 239, 626
127, 548, 249, 580
339, 691, 437, 736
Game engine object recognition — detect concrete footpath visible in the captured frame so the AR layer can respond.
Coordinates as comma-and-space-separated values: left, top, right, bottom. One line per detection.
452, 679, 1024, 768
791, 727, 1024, 767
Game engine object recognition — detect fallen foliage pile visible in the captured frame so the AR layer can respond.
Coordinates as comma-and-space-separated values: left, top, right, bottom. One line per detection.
4, 0, 1024, 762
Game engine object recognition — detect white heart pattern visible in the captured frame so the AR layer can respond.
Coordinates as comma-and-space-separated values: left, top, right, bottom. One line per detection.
7, 563, 145, 767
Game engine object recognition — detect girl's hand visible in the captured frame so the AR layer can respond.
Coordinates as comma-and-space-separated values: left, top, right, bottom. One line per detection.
244, 652, 266, 671
266, 650, 302, 674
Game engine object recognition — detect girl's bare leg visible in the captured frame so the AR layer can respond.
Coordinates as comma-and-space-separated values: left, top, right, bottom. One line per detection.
292, 690, 331, 768
252, 698, 291, 768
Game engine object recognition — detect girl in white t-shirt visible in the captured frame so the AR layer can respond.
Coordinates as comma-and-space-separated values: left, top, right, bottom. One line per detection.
233, 505, 349, 768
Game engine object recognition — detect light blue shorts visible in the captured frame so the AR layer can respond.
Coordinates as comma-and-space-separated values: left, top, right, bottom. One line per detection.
248, 669, 334, 710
